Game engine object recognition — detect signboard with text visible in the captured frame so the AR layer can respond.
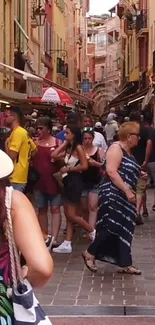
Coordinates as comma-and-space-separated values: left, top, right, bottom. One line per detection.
26, 79, 43, 98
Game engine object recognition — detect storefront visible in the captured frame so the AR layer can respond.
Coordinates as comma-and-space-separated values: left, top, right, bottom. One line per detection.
0, 62, 43, 100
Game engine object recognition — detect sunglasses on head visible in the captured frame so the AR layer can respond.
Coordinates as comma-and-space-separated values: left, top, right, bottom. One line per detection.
83, 127, 94, 132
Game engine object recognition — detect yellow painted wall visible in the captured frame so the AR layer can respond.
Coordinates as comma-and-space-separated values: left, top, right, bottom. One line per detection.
148, 0, 155, 75
52, 1, 66, 85
0, 0, 14, 90
128, 29, 139, 81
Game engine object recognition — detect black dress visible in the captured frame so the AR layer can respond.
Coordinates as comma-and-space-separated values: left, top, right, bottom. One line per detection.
63, 154, 83, 204
88, 147, 140, 268
82, 149, 102, 191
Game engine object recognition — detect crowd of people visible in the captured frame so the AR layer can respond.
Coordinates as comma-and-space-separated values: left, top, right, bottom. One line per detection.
0, 105, 155, 278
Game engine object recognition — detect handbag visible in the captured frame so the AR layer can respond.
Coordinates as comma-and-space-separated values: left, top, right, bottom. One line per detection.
25, 166, 40, 194
5, 186, 52, 325
53, 171, 63, 189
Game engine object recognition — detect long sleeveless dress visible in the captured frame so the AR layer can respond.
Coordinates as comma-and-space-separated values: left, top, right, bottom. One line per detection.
87, 147, 140, 267
0, 242, 13, 323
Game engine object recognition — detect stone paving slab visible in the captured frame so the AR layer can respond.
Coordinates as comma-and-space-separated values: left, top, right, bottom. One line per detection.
36, 189, 155, 311
50, 317, 155, 325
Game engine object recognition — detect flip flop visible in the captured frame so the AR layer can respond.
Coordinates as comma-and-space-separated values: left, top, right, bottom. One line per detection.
117, 266, 141, 275
82, 251, 97, 273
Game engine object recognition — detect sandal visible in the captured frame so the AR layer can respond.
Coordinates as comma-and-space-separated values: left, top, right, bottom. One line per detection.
82, 251, 97, 273
117, 266, 141, 275
142, 211, 149, 218
82, 232, 89, 239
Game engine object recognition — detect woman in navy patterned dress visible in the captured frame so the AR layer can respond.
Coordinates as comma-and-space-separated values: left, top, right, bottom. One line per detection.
82, 122, 143, 275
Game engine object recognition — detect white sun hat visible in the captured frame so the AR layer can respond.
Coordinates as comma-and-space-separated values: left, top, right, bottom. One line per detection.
0, 150, 14, 179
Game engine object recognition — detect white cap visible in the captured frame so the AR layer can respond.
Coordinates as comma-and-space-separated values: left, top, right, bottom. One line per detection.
95, 122, 102, 128
0, 150, 14, 179
31, 112, 37, 118
52, 126, 59, 132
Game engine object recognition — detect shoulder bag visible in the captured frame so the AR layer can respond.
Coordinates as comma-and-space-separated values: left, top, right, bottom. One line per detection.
5, 186, 52, 325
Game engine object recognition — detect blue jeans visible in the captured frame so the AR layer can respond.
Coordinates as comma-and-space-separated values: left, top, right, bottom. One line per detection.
11, 183, 26, 193
34, 190, 62, 208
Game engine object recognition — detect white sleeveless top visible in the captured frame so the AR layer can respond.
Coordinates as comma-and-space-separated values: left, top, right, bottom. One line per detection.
62, 154, 79, 178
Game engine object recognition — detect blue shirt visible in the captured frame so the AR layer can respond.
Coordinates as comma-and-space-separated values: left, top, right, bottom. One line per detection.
56, 130, 65, 142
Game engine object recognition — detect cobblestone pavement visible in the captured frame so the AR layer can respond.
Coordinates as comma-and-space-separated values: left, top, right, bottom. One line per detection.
36, 189, 155, 315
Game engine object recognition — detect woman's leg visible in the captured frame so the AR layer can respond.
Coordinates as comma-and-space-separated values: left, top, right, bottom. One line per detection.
34, 191, 48, 240
66, 203, 94, 233
88, 192, 98, 229
53, 201, 73, 253
80, 194, 89, 222
38, 207, 48, 240
51, 205, 62, 242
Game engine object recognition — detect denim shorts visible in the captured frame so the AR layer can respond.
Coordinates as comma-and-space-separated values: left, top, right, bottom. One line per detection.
34, 190, 62, 208
11, 183, 26, 193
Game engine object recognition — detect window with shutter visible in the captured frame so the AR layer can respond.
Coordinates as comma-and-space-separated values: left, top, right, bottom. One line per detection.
44, 21, 52, 57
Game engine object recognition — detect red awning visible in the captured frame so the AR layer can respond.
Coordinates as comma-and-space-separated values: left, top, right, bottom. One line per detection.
28, 87, 73, 105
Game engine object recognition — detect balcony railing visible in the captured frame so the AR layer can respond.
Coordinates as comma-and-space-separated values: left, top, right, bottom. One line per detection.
136, 9, 148, 33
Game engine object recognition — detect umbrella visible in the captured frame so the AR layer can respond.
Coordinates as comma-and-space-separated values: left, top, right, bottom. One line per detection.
28, 87, 73, 105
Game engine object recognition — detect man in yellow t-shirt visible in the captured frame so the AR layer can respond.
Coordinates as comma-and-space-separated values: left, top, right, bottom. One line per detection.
5, 106, 36, 192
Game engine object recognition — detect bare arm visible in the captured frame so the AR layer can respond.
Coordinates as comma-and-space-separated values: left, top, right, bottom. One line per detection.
11, 191, 53, 287
89, 148, 106, 168
5, 138, 18, 162
142, 139, 152, 167
106, 144, 130, 194
51, 141, 67, 159
70, 145, 88, 172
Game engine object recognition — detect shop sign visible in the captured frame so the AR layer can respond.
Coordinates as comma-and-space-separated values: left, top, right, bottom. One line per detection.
26, 79, 43, 98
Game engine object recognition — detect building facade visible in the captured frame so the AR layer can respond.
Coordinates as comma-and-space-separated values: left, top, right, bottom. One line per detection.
0, 0, 46, 93
0, 0, 14, 90
148, 0, 155, 77
0, 0, 90, 95
87, 14, 121, 115
118, 0, 149, 89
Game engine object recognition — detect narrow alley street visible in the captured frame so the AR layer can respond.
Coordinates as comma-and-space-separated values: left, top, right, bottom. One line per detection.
36, 189, 155, 323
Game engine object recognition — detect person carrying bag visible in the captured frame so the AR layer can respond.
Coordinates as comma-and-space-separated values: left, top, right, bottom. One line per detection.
0, 149, 53, 325
5, 186, 52, 325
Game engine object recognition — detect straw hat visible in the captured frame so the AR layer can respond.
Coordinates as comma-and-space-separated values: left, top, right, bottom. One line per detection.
0, 150, 14, 179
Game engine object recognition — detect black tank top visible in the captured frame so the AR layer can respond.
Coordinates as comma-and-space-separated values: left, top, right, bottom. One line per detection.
82, 149, 102, 189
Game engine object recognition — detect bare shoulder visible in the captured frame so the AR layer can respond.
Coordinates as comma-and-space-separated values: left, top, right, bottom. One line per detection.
12, 191, 34, 212
107, 142, 122, 156
76, 144, 85, 153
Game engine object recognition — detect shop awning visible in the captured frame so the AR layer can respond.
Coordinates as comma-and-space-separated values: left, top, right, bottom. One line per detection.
127, 95, 145, 106
28, 87, 73, 105
142, 86, 155, 110
0, 62, 43, 98
109, 87, 148, 108
0, 62, 93, 106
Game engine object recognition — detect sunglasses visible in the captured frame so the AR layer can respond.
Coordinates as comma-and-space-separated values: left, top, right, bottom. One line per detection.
83, 127, 94, 132
129, 133, 140, 137
37, 126, 44, 130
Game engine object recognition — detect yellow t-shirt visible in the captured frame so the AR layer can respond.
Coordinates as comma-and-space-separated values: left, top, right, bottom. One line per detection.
8, 126, 36, 184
